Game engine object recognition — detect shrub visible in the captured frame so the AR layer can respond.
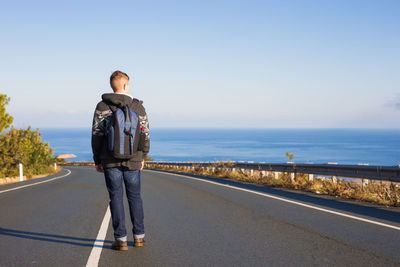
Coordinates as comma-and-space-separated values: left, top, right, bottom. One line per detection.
0, 127, 54, 178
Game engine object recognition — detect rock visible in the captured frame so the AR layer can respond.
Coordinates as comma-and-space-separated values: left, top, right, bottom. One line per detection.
56, 154, 77, 159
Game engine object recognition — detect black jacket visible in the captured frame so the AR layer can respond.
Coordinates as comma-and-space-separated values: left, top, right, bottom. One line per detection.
91, 93, 150, 170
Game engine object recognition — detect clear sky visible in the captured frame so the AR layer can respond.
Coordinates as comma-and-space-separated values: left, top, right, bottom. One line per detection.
1, 0, 399, 128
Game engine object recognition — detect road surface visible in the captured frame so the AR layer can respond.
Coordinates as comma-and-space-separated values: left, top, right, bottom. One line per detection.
0, 166, 399, 266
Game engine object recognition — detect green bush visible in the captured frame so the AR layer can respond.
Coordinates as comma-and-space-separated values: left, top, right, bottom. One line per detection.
0, 127, 55, 178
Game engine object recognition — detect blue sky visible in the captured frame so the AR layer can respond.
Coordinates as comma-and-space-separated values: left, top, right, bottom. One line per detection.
1, 0, 399, 128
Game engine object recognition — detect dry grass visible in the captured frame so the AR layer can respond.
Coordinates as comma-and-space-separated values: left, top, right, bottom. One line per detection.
146, 162, 400, 207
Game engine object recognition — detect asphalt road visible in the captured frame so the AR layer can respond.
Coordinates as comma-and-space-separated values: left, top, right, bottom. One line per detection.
0, 166, 400, 266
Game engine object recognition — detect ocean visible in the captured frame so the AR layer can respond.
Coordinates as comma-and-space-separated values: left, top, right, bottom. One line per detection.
40, 128, 400, 166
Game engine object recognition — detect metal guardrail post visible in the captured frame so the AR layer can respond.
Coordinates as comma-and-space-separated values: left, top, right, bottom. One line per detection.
19, 163, 23, 182
362, 179, 369, 188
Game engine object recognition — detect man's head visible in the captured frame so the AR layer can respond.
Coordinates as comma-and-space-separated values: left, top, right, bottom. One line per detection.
110, 70, 130, 93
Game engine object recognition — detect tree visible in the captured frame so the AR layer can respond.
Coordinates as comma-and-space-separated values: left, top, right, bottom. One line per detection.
0, 94, 13, 132
285, 152, 294, 161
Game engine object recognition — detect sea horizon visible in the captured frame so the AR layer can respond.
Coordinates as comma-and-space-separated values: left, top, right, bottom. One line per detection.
38, 127, 400, 130
38, 128, 400, 166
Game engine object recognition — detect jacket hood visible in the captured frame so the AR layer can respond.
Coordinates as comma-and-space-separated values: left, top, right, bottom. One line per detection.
101, 93, 142, 108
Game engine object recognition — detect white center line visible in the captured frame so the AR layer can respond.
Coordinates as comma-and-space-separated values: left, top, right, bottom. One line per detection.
86, 206, 111, 267
146, 169, 400, 231
0, 169, 72, 194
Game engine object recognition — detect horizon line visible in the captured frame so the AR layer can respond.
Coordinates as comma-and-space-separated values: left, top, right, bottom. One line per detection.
36, 127, 400, 130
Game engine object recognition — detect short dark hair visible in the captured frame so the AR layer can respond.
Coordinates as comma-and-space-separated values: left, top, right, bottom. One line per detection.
110, 70, 129, 91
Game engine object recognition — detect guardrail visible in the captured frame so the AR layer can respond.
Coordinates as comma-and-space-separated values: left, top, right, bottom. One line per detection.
146, 161, 400, 184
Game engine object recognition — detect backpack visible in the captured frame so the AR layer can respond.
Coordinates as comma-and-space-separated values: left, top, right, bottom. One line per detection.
105, 104, 139, 159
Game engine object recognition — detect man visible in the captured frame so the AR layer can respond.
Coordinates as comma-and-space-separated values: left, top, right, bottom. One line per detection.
91, 70, 150, 251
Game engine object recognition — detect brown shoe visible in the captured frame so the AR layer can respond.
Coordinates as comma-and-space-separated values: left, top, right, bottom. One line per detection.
111, 240, 128, 251
134, 238, 145, 247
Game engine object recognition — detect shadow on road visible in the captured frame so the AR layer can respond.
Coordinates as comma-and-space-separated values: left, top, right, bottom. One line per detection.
0, 227, 116, 249
148, 169, 400, 225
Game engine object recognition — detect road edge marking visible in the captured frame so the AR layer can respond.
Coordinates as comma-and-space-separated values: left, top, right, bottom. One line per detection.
86, 205, 111, 267
0, 169, 72, 194
145, 169, 400, 231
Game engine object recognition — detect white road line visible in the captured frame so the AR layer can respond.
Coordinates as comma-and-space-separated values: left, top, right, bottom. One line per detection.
146, 169, 400, 231
0, 169, 72, 194
86, 206, 111, 267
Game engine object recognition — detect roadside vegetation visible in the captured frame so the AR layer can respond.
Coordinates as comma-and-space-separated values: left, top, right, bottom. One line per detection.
0, 94, 57, 179
146, 161, 400, 207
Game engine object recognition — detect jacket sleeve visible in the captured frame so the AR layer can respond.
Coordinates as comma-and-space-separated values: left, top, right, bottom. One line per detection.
91, 102, 111, 165
138, 105, 150, 158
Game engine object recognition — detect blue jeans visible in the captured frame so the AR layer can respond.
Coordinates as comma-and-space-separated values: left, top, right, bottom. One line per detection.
104, 167, 145, 240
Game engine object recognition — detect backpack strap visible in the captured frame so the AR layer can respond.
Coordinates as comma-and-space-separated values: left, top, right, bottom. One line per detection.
107, 104, 118, 113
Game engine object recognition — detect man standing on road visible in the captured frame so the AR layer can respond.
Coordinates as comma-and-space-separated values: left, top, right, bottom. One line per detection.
91, 70, 150, 251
